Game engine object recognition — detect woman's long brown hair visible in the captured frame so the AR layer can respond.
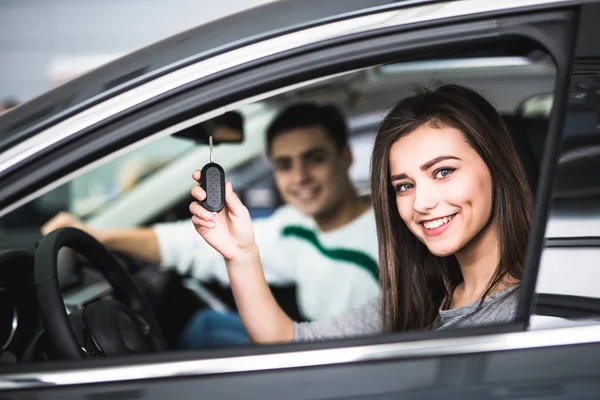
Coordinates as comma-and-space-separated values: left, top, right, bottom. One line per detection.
371, 84, 533, 332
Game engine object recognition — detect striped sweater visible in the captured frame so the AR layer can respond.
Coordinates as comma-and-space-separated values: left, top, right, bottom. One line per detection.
154, 204, 380, 321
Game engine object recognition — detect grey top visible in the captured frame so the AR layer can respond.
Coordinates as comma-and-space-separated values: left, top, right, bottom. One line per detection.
292, 286, 520, 342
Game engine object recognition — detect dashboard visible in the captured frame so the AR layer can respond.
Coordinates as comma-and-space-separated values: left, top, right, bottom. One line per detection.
0, 250, 44, 364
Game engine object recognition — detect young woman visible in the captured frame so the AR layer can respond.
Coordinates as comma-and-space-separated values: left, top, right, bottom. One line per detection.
189, 84, 533, 343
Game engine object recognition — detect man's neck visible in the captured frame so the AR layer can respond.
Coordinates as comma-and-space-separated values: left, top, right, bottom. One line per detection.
313, 189, 370, 232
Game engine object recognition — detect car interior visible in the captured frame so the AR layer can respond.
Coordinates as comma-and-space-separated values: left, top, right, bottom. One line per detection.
0, 41, 566, 364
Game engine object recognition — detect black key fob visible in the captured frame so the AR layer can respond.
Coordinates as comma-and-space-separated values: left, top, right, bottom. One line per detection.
200, 162, 226, 213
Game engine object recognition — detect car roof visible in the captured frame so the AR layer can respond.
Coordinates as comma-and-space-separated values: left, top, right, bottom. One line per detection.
0, 0, 416, 152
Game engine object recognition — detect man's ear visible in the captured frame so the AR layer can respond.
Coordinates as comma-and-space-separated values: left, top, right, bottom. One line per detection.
342, 145, 353, 168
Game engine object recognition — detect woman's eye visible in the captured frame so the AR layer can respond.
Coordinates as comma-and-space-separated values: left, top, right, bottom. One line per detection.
434, 168, 455, 179
395, 183, 413, 193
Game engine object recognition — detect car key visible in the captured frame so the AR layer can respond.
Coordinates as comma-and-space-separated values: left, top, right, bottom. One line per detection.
200, 136, 226, 213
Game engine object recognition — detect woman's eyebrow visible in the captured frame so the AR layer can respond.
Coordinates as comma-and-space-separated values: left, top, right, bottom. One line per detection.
420, 155, 461, 171
391, 155, 461, 181
390, 173, 408, 182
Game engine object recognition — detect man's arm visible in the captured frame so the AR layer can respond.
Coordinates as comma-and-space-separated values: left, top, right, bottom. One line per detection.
42, 212, 161, 264
96, 227, 161, 264
42, 207, 297, 284
42, 212, 232, 281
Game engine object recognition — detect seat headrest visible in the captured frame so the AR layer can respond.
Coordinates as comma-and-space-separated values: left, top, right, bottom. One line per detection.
501, 115, 548, 195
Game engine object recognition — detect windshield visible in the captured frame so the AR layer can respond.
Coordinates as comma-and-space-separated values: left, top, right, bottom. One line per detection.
0, 102, 272, 236
71, 137, 196, 218
0, 136, 195, 234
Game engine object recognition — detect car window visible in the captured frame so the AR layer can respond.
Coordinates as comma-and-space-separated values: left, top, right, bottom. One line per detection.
531, 3, 600, 323
82, 47, 555, 326
537, 77, 600, 304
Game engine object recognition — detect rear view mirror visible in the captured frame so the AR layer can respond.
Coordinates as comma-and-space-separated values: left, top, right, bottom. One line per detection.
173, 111, 244, 145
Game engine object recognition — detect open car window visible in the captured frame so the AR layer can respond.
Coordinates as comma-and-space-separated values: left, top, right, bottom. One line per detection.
6, 46, 558, 323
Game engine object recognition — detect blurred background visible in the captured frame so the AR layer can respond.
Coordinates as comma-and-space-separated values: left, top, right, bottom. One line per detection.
0, 0, 277, 103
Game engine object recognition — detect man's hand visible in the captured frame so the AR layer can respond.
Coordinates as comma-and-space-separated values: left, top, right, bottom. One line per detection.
189, 170, 255, 263
41, 212, 95, 236
41, 211, 162, 264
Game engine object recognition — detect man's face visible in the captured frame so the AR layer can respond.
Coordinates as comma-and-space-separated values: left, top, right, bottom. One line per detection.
270, 126, 352, 217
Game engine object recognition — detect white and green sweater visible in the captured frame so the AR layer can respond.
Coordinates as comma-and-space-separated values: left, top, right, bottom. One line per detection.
154, 205, 380, 321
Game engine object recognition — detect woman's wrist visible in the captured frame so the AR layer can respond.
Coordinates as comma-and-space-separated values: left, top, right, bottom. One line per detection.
226, 243, 260, 268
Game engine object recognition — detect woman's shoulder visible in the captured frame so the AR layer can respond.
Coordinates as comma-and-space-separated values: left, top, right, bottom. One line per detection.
437, 285, 520, 330
293, 298, 381, 342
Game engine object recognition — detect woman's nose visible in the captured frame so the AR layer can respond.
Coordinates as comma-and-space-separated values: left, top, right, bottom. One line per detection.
413, 183, 438, 214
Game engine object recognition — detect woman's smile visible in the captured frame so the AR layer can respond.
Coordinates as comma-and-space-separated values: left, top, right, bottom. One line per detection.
420, 213, 457, 236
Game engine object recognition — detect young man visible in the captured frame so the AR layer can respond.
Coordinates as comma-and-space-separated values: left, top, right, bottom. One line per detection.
42, 103, 379, 348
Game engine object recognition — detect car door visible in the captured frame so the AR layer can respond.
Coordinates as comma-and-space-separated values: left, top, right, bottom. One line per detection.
1, 1, 597, 399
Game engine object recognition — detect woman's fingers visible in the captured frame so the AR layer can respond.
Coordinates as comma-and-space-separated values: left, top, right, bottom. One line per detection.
190, 171, 245, 219
192, 169, 201, 181
191, 184, 207, 202
192, 215, 216, 229
189, 201, 216, 222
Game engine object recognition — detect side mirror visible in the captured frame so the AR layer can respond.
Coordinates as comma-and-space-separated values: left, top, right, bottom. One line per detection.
173, 111, 244, 144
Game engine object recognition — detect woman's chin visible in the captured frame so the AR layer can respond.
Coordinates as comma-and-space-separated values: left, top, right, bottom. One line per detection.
426, 244, 458, 257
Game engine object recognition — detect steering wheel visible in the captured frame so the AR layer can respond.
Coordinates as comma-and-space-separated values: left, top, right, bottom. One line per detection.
33, 227, 166, 360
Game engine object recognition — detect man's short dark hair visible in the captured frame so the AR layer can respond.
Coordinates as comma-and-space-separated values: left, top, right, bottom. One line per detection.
266, 103, 348, 153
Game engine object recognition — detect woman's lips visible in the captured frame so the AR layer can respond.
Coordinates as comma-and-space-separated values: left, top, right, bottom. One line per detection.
421, 213, 456, 237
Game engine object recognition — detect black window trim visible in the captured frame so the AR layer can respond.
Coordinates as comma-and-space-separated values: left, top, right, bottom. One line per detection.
545, 236, 600, 247
513, 7, 580, 329
536, 293, 600, 318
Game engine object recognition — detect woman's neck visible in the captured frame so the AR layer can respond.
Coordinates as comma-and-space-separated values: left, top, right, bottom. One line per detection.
452, 222, 510, 307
